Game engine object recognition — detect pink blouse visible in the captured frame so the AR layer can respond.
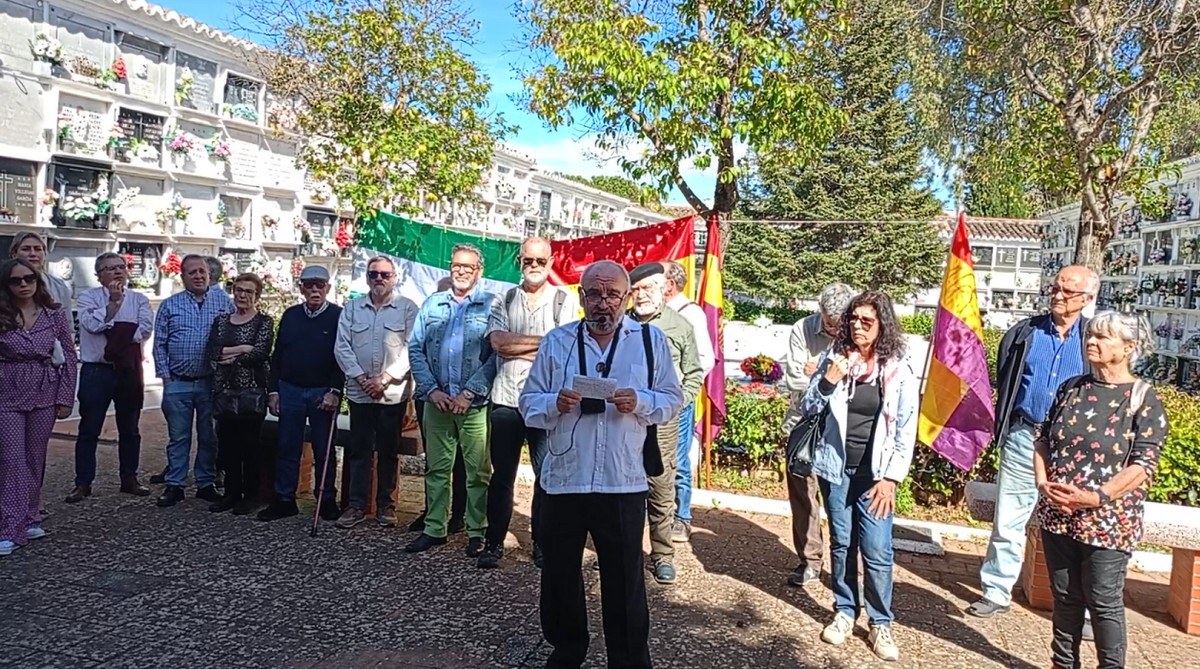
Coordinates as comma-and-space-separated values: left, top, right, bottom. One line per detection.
0, 307, 78, 410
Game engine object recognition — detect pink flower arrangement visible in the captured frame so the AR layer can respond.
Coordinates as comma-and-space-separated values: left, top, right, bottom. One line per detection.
740, 355, 783, 383
169, 134, 194, 155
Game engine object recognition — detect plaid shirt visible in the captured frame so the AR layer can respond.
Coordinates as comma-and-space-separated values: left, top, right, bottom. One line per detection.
153, 286, 234, 380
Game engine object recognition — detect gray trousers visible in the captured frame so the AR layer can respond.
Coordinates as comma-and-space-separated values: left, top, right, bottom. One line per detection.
647, 413, 681, 563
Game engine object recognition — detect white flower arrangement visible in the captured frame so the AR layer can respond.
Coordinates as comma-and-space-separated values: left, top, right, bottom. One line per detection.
309, 181, 332, 203
29, 34, 64, 65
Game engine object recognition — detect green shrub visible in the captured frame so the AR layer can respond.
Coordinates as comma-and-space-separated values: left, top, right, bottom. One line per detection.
1149, 386, 1200, 506
716, 381, 790, 465
899, 314, 934, 337
728, 299, 811, 326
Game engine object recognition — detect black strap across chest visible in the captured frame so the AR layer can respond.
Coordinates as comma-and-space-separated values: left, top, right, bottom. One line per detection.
577, 323, 621, 378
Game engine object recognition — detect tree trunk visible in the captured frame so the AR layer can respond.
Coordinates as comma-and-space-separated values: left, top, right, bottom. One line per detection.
712, 152, 739, 252
1072, 176, 1113, 276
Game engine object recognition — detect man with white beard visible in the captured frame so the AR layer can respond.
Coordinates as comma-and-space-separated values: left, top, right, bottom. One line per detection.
626, 263, 702, 585
333, 256, 419, 528
478, 237, 579, 569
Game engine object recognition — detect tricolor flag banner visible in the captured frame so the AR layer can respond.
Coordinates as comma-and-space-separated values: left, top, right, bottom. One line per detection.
917, 212, 996, 471
694, 214, 726, 446
352, 211, 698, 304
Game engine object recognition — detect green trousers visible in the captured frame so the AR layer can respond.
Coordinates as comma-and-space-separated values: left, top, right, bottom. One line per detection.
423, 403, 490, 538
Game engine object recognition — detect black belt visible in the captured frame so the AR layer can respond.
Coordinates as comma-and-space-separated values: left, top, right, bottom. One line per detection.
173, 374, 203, 382
1013, 413, 1040, 429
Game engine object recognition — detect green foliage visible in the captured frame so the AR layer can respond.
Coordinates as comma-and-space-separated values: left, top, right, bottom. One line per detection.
251, 0, 511, 215
1149, 387, 1200, 507
716, 382, 790, 465
724, 222, 803, 301
899, 314, 934, 337
735, 0, 946, 299
727, 299, 812, 326
895, 477, 915, 516
518, 0, 843, 215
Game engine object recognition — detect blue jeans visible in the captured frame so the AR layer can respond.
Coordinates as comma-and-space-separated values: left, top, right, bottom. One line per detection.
75, 363, 143, 486
673, 401, 696, 522
161, 378, 217, 489
273, 381, 337, 503
820, 470, 895, 626
979, 424, 1037, 607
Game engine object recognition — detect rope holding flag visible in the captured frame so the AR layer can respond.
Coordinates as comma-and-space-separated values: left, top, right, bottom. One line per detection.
917, 211, 996, 471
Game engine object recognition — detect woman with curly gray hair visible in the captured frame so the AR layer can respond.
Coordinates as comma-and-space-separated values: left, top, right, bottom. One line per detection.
802, 290, 917, 661
1034, 310, 1168, 669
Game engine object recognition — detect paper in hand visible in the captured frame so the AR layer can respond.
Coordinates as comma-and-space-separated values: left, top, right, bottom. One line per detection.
572, 375, 618, 400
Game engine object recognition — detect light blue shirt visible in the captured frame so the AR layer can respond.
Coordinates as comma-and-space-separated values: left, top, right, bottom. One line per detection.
152, 286, 234, 379
438, 293, 472, 397
519, 317, 684, 495
1014, 318, 1084, 423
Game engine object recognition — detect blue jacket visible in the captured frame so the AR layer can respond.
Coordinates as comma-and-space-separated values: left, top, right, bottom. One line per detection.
801, 349, 919, 485
408, 289, 497, 407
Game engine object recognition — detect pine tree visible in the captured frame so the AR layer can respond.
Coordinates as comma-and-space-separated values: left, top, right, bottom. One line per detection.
735, 0, 946, 299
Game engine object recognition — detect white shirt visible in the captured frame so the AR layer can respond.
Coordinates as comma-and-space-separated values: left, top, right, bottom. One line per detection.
666, 293, 714, 375
519, 316, 684, 495
75, 286, 154, 364
486, 284, 581, 407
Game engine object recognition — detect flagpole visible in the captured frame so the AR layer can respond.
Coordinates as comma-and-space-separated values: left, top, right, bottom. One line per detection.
703, 402, 713, 489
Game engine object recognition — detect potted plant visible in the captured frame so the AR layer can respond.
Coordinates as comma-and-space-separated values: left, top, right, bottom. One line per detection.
740, 354, 783, 384
28, 33, 64, 66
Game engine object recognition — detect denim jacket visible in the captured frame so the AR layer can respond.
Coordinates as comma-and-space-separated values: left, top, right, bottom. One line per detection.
408, 289, 498, 407
801, 349, 918, 485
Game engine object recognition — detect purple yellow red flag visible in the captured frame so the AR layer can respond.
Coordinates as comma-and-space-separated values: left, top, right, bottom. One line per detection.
917, 212, 995, 470
694, 214, 726, 444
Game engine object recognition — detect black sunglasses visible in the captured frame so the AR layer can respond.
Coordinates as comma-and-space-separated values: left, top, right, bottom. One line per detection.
521, 257, 549, 268
367, 270, 395, 280
7, 274, 37, 286
301, 280, 327, 289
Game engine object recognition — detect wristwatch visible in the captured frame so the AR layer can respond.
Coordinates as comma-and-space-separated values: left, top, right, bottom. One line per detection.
462, 389, 476, 401
1096, 489, 1112, 506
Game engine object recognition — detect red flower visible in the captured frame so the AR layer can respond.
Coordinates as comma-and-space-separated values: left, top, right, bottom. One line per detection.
334, 223, 355, 249
123, 253, 135, 269
111, 57, 127, 80
158, 252, 181, 276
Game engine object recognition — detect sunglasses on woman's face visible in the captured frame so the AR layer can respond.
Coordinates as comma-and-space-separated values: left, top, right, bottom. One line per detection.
7, 274, 37, 286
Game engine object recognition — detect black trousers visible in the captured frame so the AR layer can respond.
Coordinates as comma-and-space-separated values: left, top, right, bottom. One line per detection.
1042, 530, 1129, 669
541, 492, 651, 669
216, 413, 266, 501
416, 399, 465, 521
485, 404, 548, 549
347, 402, 403, 512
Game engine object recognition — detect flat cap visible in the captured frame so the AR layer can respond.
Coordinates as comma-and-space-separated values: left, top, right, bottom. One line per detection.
628, 262, 665, 286
299, 265, 330, 282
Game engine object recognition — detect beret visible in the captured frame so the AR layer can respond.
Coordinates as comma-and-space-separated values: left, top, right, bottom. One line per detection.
629, 262, 665, 286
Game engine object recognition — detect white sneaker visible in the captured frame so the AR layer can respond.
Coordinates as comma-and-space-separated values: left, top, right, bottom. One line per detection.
0, 540, 16, 556
821, 612, 855, 645
26, 527, 47, 540
869, 624, 900, 661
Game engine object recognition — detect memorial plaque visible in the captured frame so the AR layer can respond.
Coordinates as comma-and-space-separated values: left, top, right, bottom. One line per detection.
0, 0, 40, 70
50, 160, 111, 228
0, 158, 37, 224
117, 33, 168, 104
111, 174, 165, 227
117, 108, 165, 145
262, 138, 302, 190
304, 208, 336, 240
0, 79, 44, 150
176, 52, 218, 112
223, 75, 261, 122
226, 129, 260, 185
49, 7, 111, 64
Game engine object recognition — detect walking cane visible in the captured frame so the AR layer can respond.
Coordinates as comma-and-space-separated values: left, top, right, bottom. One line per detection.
310, 407, 339, 538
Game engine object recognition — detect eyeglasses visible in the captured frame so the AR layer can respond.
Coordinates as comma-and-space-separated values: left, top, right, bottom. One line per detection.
521, 257, 549, 268
849, 315, 877, 329
99, 264, 126, 273
582, 290, 627, 305
7, 274, 37, 286
301, 280, 327, 289
367, 270, 395, 280
450, 262, 479, 273
233, 287, 257, 296
1049, 285, 1088, 299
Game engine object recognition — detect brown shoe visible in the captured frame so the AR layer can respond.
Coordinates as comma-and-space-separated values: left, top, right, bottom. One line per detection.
65, 486, 91, 503
120, 477, 150, 497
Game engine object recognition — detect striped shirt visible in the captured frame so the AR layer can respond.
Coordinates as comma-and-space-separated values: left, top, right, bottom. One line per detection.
152, 286, 234, 380
1013, 317, 1084, 424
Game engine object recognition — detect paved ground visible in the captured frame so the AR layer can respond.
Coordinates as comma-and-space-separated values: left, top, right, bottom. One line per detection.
2, 411, 1198, 668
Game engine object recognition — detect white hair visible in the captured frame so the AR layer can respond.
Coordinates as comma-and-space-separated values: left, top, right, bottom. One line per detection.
1087, 310, 1154, 365
817, 283, 856, 320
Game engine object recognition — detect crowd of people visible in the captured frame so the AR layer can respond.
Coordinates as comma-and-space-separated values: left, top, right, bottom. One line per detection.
0, 229, 1170, 669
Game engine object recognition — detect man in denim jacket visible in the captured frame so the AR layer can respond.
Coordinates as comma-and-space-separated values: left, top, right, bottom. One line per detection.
406, 243, 498, 554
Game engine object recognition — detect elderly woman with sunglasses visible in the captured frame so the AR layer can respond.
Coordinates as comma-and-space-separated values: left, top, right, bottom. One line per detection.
1034, 311, 1168, 669
0, 259, 77, 557
801, 290, 917, 662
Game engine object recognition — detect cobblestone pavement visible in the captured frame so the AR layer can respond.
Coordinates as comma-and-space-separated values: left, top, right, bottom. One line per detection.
2, 411, 1197, 668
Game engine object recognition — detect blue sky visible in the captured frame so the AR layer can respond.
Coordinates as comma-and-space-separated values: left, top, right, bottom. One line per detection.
158, 0, 717, 206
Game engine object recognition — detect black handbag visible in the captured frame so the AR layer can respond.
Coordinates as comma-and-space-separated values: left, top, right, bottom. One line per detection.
786, 406, 826, 478
641, 325, 664, 477
213, 316, 268, 418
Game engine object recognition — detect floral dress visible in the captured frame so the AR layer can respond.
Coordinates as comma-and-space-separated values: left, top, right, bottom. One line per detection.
1035, 375, 1169, 553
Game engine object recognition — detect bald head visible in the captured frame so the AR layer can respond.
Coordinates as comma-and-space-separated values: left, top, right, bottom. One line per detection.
580, 260, 628, 335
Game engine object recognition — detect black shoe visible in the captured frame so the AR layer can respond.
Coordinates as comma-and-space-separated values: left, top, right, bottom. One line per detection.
156, 486, 185, 507
232, 498, 261, 516
195, 485, 222, 503
477, 545, 503, 569
408, 512, 427, 533
214, 471, 225, 489
149, 471, 167, 485
533, 545, 544, 569
465, 537, 485, 557
405, 534, 447, 553
257, 500, 299, 521
787, 565, 821, 587
652, 560, 677, 585
209, 496, 239, 513
448, 516, 466, 534
965, 598, 1010, 618
318, 500, 342, 522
